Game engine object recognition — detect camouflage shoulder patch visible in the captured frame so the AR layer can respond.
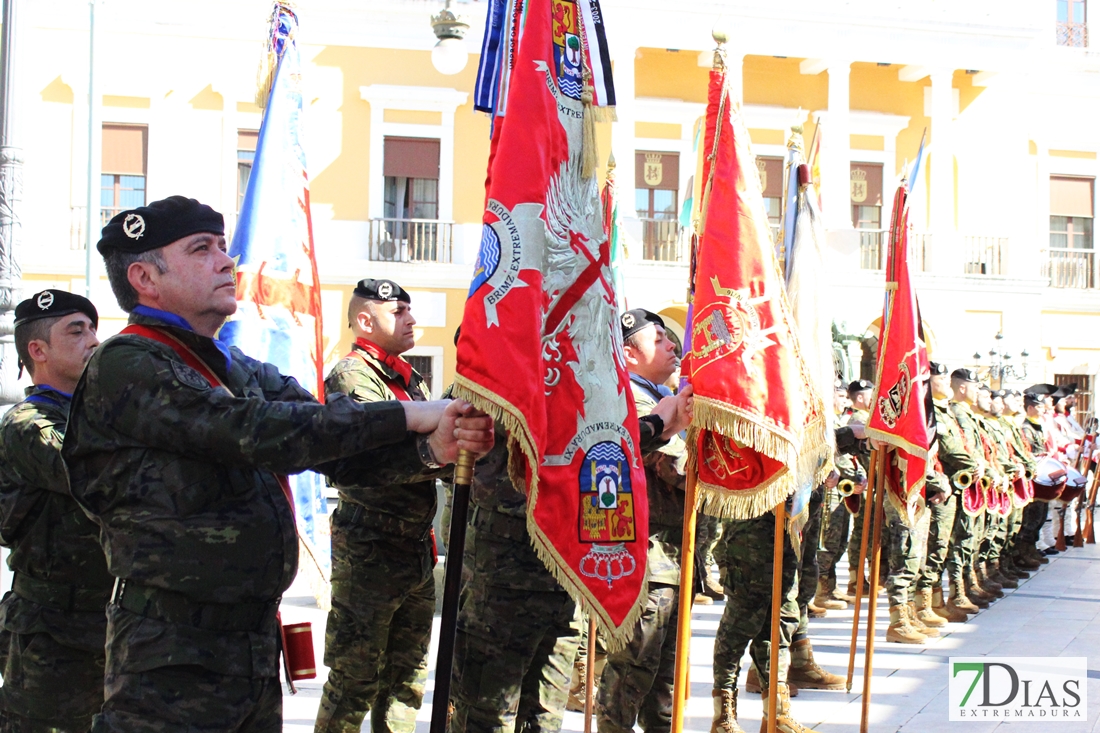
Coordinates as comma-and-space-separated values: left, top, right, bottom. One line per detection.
171, 361, 212, 391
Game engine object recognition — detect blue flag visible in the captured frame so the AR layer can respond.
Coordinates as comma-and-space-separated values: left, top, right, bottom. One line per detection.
221, 3, 330, 589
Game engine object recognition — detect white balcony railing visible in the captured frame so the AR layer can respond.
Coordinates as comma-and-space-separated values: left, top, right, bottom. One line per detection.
1057, 20, 1088, 47
1045, 248, 1095, 289
638, 217, 683, 262
962, 235, 1008, 275
367, 218, 453, 263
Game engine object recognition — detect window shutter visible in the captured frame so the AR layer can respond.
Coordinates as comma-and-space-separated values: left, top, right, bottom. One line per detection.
101, 124, 147, 175
384, 137, 440, 179
1050, 176, 1094, 217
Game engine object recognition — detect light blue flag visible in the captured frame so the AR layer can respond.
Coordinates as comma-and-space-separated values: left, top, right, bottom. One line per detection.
221, 3, 330, 585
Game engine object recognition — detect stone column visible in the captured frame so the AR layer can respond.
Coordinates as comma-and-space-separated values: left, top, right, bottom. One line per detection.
928, 68, 956, 274
823, 61, 851, 231
610, 42, 637, 218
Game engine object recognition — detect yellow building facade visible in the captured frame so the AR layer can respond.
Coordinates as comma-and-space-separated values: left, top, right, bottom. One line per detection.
17, 0, 1100, 414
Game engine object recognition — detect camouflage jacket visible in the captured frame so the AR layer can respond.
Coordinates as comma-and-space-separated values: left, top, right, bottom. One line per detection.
949, 401, 987, 476
0, 385, 112, 650
976, 414, 1017, 479
325, 343, 447, 534
933, 399, 978, 484
999, 416, 1037, 474
61, 311, 420, 676
1021, 417, 1047, 456
631, 377, 685, 586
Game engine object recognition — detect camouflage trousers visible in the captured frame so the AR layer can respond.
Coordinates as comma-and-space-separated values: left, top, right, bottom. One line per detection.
978, 509, 1008, 565
947, 507, 980, 586
93, 665, 281, 732
1016, 501, 1048, 550
0, 629, 104, 732
451, 508, 581, 733
816, 488, 850, 586
713, 513, 800, 691
596, 584, 678, 733
793, 489, 824, 639
316, 510, 436, 733
884, 502, 930, 608
846, 495, 886, 586
916, 491, 958, 592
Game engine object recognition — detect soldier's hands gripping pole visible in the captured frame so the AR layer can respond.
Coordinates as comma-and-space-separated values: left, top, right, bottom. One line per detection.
846, 447, 881, 692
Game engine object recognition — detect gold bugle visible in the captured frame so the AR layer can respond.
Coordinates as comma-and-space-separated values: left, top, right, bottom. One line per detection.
838, 479, 856, 496
978, 475, 992, 491
952, 470, 974, 489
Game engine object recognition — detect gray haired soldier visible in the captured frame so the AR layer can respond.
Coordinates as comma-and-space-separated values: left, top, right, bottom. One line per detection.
316, 278, 452, 733
61, 196, 495, 732
0, 290, 104, 731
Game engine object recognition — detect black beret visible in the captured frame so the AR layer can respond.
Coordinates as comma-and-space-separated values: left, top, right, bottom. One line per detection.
991, 389, 1007, 399
621, 308, 665, 341
1023, 392, 1044, 406
951, 368, 978, 383
978, 383, 991, 392
354, 278, 410, 303
929, 361, 948, 376
1024, 383, 1058, 397
848, 379, 874, 395
97, 196, 224, 255
14, 289, 98, 330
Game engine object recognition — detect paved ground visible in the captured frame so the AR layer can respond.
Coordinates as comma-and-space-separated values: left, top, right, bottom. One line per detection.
281, 542, 1100, 732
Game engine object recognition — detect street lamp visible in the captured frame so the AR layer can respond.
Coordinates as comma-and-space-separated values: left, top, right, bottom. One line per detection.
430, 0, 469, 76
972, 332, 1029, 389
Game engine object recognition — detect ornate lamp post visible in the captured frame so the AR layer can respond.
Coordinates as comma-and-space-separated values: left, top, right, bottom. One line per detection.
972, 332, 1029, 390
429, 0, 470, 76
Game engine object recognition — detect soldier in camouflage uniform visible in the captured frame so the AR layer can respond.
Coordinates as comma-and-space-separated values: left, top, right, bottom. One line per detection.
815, 380, 862, 607
449, 432, 582, 733
597, 309, 692, 733
946, 368, 993, 614
974, 387, 1020, 595
1018, 390, 1054, 564
316, 279, 455, 733
1001, 389, 1043, 574
62, 197, 495, 732
971, 386, 1012, 601
915, 362, 977, 625
843, 380, 881, 597
450, 309, 689, 733
0, 290, 105, 731
988, 389, 1034, 586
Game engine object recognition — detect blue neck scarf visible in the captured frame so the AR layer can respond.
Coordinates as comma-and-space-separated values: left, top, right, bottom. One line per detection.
132, 305, 233, 374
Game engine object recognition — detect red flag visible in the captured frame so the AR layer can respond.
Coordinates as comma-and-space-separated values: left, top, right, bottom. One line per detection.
866, 186, 933, 521
455, 0, 646, 646
685, 61, 829, 520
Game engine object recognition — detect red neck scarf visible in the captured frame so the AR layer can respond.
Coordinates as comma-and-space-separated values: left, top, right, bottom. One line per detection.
353, 338, 413, 395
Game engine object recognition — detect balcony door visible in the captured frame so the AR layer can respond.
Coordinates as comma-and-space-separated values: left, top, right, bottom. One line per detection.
379, 137, 441, 261
1050, 175, 1095, 288
851, 162, 884, 269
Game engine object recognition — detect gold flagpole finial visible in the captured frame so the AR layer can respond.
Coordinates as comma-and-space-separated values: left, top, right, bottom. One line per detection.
711, 23, 729, 70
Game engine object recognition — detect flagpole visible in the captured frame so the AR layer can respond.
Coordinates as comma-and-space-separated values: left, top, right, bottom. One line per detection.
766, 500, 786, 733
671, 463, 699, 733
583, 617, 596, 733
429, 449, 476, 733
1084, 464, 1100, 544
860, 448, 890, 733
846, 447, 879, 692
